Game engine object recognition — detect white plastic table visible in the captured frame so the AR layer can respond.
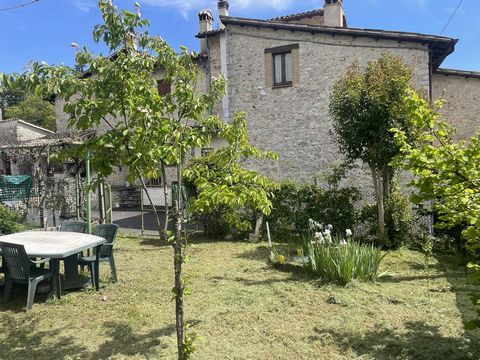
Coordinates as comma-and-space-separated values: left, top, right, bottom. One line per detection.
0, 231, 106, 296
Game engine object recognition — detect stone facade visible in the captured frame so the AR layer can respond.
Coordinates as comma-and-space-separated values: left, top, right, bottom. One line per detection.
433, 72, 480, 141
223, 25, 430, 194
194, 2, 478, 200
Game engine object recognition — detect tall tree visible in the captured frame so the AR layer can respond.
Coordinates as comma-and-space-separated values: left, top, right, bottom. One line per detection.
5, 94, 56, 130
0, 88, 25, 109
1, 2, 227, 358
329, 53, 414, 237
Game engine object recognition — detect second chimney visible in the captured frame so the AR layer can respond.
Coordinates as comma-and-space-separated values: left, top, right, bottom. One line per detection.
324, 0, 347, 27
198, 10, 214, 53
218, 1, 229, 29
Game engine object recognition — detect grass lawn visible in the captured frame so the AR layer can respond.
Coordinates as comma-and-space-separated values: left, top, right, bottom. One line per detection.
0, 233, 479, 359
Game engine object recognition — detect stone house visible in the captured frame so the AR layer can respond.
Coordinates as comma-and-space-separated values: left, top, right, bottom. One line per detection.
55, 0, 480, 205
196, 0, 480, 193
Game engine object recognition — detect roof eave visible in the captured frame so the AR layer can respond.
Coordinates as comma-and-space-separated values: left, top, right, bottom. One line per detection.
219, 16, 456, 68
435, 67, 480, 79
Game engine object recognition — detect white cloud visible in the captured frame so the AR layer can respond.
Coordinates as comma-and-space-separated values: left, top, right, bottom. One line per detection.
71, 0, 97, 13
70, 0, 309, 17
140, 0, 296, 17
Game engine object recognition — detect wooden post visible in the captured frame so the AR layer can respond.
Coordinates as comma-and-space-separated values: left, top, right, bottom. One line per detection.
86, 150, 92, 234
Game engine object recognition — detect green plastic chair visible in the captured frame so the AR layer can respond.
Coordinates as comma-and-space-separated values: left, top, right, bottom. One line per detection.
61, 221, 88, 233
78, 224, 119, 290
0, 242, 53, 310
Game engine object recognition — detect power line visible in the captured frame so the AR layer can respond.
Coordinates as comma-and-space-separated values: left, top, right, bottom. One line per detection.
440, 0, 464, 35
0, 0, 40, 12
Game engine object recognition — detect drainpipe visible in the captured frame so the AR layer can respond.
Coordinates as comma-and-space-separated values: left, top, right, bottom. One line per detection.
220, 32, 229, 120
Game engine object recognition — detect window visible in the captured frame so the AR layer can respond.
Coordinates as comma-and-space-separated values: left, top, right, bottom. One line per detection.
157, 79, 171, 96
265, 44, 299, 88
201, 148, 214, 157
273, 52, 292, 86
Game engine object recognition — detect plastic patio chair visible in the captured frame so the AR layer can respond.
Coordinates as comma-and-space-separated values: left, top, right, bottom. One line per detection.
78, 224, 119, 290
60, 221, 88, 234
0, 242, 53, 310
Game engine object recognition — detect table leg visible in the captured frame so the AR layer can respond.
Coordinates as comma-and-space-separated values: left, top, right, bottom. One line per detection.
94, 245, 101, 291
61, 254, 91, 290
50, 259, 61, 299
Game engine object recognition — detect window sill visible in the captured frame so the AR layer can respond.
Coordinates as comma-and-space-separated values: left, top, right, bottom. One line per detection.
272, 83, 293, 89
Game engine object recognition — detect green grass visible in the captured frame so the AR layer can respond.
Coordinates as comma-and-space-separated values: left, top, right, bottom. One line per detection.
0, 234, 479, 359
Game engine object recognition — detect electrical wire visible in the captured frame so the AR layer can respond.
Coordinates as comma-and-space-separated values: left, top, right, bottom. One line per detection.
440, 0, 464, 35
0, 0, 40, 12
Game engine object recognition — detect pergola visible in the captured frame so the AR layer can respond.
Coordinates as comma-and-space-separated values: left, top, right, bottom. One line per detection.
0, 129, 98, 233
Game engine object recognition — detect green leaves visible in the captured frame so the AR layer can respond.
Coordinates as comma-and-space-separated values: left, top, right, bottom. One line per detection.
184, 112, 278, 234
329, 53, 414, 170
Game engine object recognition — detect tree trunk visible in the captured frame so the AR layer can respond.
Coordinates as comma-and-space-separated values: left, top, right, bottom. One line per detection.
174, 160, 185, 360
382, 165, 392, 197
162, 162, 169, 236
174, 206, 185, 359
370, 164, 385, 237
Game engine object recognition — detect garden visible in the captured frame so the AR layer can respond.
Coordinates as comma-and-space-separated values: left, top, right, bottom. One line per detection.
1, 2, 480, 359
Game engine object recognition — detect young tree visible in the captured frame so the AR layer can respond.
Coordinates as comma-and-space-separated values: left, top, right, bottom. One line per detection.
392, 91, 480, 260
1, 2, 227, 358
184, 112, 278, 236
329, 53, 414, 237
5, 94, 56, 130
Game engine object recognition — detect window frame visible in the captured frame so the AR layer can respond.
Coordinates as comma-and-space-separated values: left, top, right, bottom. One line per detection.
265, 44, 299, 88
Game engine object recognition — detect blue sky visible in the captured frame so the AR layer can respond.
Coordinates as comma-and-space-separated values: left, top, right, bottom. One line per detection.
0, 0, 478, 73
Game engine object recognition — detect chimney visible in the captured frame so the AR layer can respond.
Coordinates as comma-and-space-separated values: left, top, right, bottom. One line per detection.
323, 0, 347, 27
218, 0, 229, 29
198, 9, 214, 53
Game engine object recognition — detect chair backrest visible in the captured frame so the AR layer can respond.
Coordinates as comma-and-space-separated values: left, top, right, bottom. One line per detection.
0, 242, 31, 281
94, 224, 119, 257
61, 221, 88, 234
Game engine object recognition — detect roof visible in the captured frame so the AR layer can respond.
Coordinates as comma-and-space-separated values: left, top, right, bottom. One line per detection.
0, 118, 54, 134
268, 8, 324, 22
199, 16, 457, 70
435, 68, 480, 79
0, 130, 96, 150
0, 118, 55, 147
196, 29, 226, 39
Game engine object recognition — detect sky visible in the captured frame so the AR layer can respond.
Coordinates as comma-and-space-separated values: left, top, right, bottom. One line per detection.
0, 0, 479, 73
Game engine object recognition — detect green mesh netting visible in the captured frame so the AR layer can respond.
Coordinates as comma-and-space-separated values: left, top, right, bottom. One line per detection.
0, 175, 33, 202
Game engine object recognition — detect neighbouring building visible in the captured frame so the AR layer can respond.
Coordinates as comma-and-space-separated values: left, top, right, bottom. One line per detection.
0, 117, 54, 175
55, 0, 480, 204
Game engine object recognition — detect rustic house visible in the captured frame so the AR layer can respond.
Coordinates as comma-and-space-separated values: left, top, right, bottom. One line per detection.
54, 0, 480, 205
195, 0, 480, 190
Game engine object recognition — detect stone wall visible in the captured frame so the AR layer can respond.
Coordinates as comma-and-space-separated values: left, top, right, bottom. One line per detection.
223, 25, 430, 197
432, 73, 480, 141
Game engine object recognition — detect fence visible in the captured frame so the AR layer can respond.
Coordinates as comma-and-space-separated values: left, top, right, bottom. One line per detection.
0, 174, 112, 228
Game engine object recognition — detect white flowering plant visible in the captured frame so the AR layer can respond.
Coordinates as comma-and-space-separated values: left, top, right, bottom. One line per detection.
301, 220, 385, 285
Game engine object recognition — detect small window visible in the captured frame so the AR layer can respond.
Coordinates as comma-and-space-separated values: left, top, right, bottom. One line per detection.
265, 44, 298, 88
157, 79, 171, 96
273, 52, 292, 86
201, 148, 214, 157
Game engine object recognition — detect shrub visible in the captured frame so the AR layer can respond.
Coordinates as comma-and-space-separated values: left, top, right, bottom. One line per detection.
302, 230, 385, 285
0, 204, 24, 235
384, 180, 413, 249
356, 180, 413, 249
266, 166, 360, 241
